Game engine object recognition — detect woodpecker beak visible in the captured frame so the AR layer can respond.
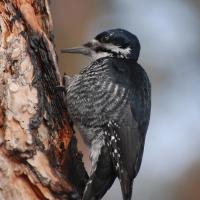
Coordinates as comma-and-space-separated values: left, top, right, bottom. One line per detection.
61, 46, 91, 56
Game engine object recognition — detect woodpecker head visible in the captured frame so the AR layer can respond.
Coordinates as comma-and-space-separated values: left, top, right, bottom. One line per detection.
61, 29, 140, 61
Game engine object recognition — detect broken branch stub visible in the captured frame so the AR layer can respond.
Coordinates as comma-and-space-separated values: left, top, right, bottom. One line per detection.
0, 1, 88, 200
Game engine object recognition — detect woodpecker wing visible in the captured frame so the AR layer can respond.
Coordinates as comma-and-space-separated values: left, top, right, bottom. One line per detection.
101, 58, 151, 200
114, 62, 151, 179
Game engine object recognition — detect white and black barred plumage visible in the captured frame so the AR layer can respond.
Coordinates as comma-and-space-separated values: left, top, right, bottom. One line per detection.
62, 29, 151, 200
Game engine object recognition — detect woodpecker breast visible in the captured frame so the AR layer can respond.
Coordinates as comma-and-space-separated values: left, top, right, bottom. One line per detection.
66, 57, 130, 131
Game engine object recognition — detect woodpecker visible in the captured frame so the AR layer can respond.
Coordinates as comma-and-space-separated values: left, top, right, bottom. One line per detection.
61, 29, 151, 200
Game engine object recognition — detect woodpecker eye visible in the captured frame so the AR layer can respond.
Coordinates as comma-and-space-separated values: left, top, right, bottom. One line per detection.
96, 32, 130, 49
95, 32, 110, 43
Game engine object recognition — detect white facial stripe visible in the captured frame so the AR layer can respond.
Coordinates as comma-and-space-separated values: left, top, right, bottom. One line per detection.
103, 43, 131, 57
91, 51, 112, 60
89, 39, 110, 60
90, 39, 131, 58
91, 39, 99, 45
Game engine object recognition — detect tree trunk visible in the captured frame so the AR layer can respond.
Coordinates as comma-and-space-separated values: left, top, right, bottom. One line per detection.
0, 1, 88, 200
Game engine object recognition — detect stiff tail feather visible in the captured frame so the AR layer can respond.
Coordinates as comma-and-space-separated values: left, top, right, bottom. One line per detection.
119, 169, 133, 200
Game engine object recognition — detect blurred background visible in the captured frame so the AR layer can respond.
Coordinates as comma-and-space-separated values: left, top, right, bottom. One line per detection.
51, 1, 200, 199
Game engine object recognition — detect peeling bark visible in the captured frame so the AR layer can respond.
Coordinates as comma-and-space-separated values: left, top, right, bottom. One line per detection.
0, 1, 88, 199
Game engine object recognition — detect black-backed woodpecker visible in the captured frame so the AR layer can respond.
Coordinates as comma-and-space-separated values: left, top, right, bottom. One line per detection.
61, 29, 151, 200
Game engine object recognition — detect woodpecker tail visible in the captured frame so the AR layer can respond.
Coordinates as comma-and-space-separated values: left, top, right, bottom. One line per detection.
119, 169, 133, 200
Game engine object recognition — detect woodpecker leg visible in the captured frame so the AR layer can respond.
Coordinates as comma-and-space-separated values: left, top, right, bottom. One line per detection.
55, 74, 73, 93
83, 144, 116, 200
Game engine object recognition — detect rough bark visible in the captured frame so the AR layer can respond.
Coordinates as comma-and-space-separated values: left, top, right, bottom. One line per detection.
0, 1, 88, 200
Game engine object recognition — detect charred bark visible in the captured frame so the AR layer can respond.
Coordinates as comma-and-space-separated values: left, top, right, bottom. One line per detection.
0, 1, 88, 200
